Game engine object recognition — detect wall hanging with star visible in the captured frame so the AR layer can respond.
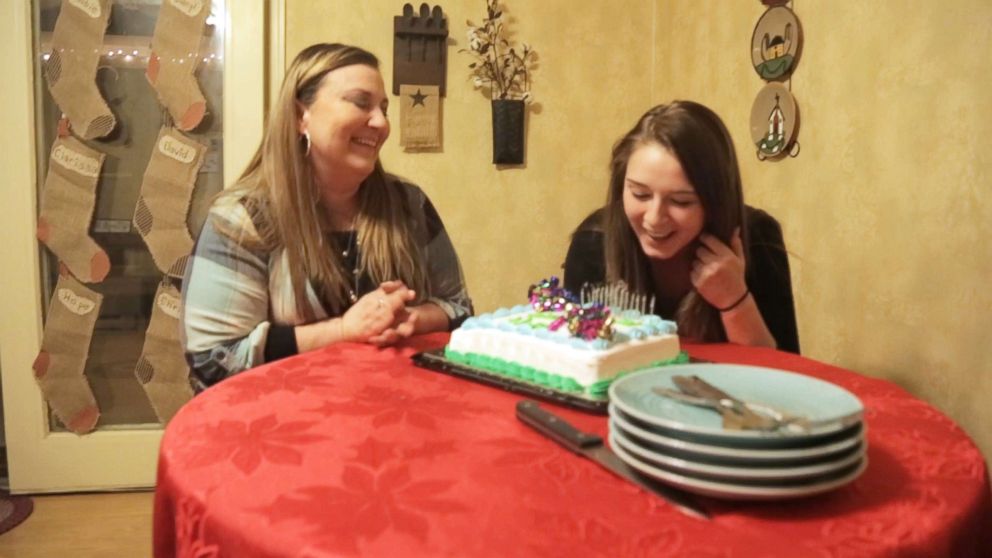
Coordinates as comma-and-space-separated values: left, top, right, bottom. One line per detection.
393, 3, 448, 151
749, 0, 802, 160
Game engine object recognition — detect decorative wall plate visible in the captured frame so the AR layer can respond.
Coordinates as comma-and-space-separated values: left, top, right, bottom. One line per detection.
751, 6, 802, 81
750, 83, 799, 159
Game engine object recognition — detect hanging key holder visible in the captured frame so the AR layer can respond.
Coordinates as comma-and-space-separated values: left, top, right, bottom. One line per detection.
393, 3, 448, 96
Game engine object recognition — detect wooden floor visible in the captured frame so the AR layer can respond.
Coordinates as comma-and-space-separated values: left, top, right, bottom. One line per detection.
0, 490, 153, 558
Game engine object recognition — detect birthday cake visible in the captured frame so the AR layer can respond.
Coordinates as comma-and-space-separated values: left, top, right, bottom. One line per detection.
444, 278, 684, 396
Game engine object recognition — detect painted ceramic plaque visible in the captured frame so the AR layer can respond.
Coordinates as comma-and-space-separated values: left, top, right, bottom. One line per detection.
750, 83, 798, 159
751, 6, 802, 81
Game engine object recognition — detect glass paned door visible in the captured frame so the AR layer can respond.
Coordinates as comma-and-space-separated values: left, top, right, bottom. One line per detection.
0, 0, 265, 493
34, 0, 226, 431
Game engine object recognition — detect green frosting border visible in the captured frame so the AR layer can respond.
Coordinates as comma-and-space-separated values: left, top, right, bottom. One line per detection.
443, 347, 689, 396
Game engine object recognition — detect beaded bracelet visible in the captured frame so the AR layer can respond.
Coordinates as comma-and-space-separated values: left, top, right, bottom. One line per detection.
717, 288, 750, 313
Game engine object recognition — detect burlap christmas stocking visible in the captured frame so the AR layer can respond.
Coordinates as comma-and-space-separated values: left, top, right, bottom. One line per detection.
38, 136, 111, 283
147, 0, 210, 131
44, 0, 116, 139
133, 127, 206, 278
33, 274, 103, 434
134, 281, 193, 423
399, 84, 441, 149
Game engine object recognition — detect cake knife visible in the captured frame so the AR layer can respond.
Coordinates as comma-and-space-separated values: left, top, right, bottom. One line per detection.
515, 400, 710, 520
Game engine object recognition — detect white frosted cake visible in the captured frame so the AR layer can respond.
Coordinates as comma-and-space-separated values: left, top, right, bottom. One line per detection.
445, 302, 683, 396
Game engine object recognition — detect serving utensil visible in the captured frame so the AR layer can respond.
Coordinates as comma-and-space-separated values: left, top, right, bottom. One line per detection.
653, 375, 813, 433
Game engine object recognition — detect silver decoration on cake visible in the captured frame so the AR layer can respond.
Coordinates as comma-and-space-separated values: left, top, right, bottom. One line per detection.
580, 281, 655, 314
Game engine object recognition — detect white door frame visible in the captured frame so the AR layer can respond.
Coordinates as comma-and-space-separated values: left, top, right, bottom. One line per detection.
0, 0, 268, 494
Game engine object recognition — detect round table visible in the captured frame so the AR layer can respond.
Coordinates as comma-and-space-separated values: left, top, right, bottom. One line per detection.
153, 333, 992, 557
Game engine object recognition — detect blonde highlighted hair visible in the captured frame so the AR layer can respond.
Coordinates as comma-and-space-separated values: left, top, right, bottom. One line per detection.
219, 43, 426, 319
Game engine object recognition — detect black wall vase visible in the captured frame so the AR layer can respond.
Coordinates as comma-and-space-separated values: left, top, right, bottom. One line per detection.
491, 99, 525, 165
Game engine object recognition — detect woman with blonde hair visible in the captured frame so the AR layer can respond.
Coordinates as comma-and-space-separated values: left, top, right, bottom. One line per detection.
563, 101, 799, 352
181, 43, 472, 387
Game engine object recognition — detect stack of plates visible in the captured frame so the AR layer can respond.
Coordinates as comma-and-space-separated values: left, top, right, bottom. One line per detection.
607, 364, 867, 500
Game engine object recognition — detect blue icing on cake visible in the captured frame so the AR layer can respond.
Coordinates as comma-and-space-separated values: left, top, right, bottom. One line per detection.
459, 305, 675, 350
446, 301, 683, 393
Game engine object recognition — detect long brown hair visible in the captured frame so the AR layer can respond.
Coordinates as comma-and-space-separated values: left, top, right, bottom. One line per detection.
219, 43, 426, 318
603, 101, 747, 342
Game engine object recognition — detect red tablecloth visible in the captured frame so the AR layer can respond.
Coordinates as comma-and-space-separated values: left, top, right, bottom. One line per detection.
154, 334, 992, 557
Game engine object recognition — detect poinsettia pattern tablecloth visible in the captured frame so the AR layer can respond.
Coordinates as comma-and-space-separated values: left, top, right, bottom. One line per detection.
153, 334, 992, 558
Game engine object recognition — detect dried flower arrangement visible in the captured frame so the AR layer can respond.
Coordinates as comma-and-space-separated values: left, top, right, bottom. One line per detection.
463, 0, 536, 101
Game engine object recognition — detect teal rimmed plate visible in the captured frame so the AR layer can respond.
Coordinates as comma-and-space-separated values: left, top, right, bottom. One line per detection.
609, 431, 869, 500
609, 408, 865, 463
608, 364, 863, 446
610, 422, 865, 482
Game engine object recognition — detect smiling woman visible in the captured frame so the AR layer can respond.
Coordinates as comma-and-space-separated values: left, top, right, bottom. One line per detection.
298, 64, 390, 198
563, 101, 799, 353
621, 144, 705, 262
180, 43, 473, 389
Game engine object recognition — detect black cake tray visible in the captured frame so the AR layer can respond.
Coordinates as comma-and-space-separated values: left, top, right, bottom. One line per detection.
411, 348, 609, 414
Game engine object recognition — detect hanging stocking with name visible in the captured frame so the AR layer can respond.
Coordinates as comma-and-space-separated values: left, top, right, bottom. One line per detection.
133, 126, 206, 278
32, 274, 103, 434
37, 136, 111, 283
134, 281, 193, 423
44, 0, 116, 139
147, 0, 210, 130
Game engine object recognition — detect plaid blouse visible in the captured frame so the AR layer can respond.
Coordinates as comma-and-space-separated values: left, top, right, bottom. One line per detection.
180, 178, 473, 387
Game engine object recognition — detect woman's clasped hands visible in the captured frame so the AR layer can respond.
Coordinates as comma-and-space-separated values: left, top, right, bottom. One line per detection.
340, 280, 419, 346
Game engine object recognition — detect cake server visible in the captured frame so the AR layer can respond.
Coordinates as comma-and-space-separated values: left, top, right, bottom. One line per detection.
670, 375, 780, 431
652, 385, 816, 434
515, 399, 710, 520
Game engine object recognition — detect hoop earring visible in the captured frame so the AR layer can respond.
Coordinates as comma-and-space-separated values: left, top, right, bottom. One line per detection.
302, 131, 311, 156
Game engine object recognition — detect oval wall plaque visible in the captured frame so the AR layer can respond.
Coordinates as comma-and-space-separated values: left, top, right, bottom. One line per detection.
749, 83, 799, 160
751, 6, 802, 81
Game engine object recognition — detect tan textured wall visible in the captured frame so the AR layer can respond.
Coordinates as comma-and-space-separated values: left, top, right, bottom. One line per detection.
286, 1, 991, 462
285, 0, 655, 312
653, 0, 992, 460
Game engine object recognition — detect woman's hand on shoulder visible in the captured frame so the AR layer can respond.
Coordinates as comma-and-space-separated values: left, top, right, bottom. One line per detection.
690, 228, 748, 310
341, 280, 417, 344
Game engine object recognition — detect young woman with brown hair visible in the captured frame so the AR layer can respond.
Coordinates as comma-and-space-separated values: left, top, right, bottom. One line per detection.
563, 101, 799, 352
